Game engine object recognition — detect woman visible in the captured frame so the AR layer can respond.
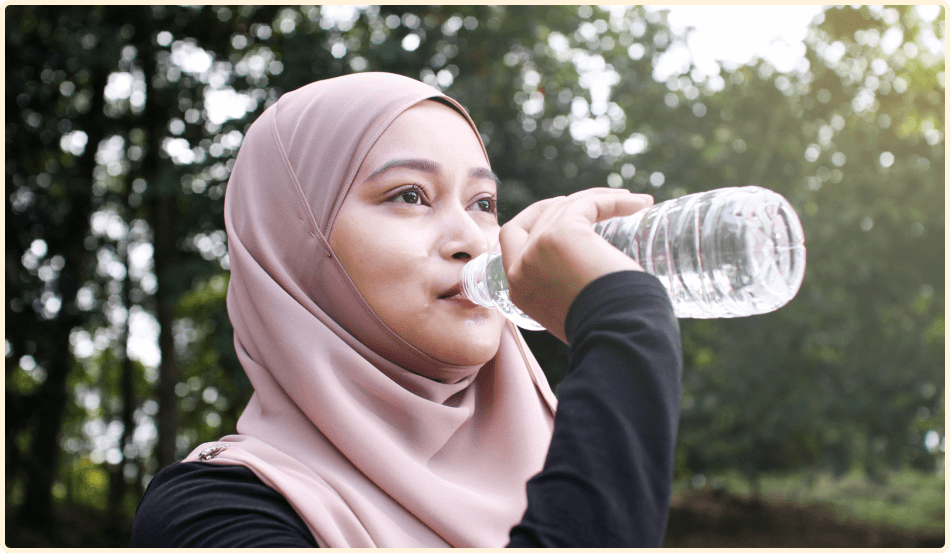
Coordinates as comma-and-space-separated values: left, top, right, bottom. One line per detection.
132, 72, 681, 547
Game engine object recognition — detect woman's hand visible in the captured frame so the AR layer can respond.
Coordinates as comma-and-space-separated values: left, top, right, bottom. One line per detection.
499, 188, 654, 343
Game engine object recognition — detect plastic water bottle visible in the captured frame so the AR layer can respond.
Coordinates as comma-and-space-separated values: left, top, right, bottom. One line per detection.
460, 186, 806, 330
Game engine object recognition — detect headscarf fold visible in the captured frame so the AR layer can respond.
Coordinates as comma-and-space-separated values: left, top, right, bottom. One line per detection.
183, 72, 556, 547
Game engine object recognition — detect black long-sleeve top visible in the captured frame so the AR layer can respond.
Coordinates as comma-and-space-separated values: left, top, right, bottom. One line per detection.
133, 270, 682, 547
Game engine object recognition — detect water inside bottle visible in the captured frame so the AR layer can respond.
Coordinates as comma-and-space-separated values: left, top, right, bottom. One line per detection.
460, 252, 545, 330
617, 187, 805, 318
686, 190, 805, 317
484, 255, 545, 330
464, 186, 805, 325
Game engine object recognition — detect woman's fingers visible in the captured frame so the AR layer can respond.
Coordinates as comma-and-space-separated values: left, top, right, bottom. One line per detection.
579, 190, 654, 225
499, 196, 565, 274
498, 188, 654, 343
500, 196, 563, 251
502, 189, 650, 255
548, 188, 653, 227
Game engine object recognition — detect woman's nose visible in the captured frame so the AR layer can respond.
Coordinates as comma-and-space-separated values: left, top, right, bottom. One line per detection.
438, 208, 492, 262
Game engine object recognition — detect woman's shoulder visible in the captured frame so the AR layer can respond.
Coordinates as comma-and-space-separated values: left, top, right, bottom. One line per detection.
136, 460, 275, 506
139, 458, 268, 492
132, 461, 318, 547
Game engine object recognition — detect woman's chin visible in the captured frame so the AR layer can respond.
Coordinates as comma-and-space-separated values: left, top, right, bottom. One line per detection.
436, 344, 500, 367
416, 319, 505, 367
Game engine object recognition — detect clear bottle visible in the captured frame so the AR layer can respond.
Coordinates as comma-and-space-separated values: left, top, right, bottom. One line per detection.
460, 186, 806, 329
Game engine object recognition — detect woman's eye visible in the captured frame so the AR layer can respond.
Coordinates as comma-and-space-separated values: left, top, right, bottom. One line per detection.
475, 198, 496, 213
392, 189, 422, 205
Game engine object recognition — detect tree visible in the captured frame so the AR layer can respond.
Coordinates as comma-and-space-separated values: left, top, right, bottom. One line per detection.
7, 6, 114, 525
670, 5, 944, 484
6, 5, 281, 527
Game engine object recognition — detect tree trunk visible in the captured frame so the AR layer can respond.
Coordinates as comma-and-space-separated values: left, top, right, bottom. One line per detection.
108, 186, 137, 523
137, 41, 180, 471
151, 194, 180, 470
17, 65, 108, 527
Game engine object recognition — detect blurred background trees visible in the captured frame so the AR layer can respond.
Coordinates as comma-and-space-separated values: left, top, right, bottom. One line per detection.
5, 5, 944, 546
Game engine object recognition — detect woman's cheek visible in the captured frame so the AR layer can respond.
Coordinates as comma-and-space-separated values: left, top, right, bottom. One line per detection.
358, 227, 429, 307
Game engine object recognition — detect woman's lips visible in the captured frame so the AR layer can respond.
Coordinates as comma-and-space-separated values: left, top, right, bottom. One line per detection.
439, 286, 478, 308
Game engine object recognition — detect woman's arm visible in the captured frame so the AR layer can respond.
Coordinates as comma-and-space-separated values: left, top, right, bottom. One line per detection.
508, 270, 682, 546
500, 190, 682, 546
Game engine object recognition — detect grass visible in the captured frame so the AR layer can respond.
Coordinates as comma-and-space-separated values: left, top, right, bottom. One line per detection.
673, 467, 946, 533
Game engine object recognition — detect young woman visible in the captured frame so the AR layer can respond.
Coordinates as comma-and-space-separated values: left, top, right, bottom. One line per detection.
131, 72, 681, 547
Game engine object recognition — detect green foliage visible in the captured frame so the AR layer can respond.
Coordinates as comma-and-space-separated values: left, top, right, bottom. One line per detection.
670, 5, 944, 484
174, 273, 249, 452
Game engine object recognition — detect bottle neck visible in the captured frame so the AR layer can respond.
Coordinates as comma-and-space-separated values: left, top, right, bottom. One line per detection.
459, 252, 496, 307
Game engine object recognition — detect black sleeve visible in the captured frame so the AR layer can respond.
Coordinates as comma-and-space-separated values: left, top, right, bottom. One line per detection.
131, 461, 318, 547
508, 270, 683, 547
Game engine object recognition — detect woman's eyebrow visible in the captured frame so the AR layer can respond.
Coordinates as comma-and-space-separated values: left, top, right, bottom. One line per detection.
366, 158, 500, 187
366, 158, 440, 182
470, 167, 502, 188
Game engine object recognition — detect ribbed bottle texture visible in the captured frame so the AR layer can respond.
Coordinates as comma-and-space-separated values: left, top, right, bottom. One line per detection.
460, 186, 806, 329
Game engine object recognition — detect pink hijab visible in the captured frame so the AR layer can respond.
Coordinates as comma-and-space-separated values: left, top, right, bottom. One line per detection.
182, 72, 557, 547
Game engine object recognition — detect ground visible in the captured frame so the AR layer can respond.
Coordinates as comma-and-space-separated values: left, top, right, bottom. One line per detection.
5, 489, 947, 547
662, 488, 946, 548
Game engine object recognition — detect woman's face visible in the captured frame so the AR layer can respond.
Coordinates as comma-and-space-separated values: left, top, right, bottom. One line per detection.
330, 100, 507, 367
